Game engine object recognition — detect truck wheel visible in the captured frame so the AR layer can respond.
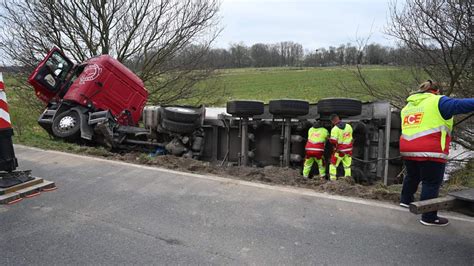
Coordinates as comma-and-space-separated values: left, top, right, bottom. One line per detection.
162, 106, 203, 124
269, 99, 309, 117
226, 100, 264, 117
52, 110, 81, 140
161, 118, 197, 134
317, 98, 362, 117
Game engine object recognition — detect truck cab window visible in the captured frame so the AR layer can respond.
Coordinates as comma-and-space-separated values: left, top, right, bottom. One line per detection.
39, 51, 73, 92
46, 52, 73, 81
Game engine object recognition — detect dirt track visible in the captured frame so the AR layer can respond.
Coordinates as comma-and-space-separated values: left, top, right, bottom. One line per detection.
115, 152, 403, 203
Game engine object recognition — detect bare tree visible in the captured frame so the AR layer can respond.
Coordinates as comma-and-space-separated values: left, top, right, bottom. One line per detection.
230, 42, 251, 68
365, 44, 389, 65
250, 43, 271, 67
345, 0, 473, 149
390, 0, 473, 151
0, 0, 222, 105
387, 0, 472, 96
344, 44, 359, 65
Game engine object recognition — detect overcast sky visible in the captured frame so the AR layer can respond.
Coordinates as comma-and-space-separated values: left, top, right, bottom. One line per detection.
215, 0, 396, 50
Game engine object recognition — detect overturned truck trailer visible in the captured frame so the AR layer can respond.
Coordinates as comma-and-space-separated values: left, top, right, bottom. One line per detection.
28, 48, 403, 185
198, 100, 402, 185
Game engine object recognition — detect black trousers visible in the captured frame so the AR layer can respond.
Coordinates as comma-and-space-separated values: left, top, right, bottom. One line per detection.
400, 160, 446, 222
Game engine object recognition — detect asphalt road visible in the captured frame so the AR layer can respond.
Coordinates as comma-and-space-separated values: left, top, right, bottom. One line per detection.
1, 146, 473, 265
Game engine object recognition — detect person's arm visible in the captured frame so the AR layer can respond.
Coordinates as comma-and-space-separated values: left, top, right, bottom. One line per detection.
438, 96, 474, 120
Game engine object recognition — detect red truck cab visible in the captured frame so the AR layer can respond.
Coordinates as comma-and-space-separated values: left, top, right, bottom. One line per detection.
28, 48, 148, 126
28, 48, 75, 104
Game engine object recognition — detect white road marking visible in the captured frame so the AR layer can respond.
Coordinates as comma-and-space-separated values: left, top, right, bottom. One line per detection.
15, 144, 474, 223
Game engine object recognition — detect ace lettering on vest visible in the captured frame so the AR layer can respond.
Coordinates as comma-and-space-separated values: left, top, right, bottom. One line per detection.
342, 132, 351, 139
403, 112, 424, 127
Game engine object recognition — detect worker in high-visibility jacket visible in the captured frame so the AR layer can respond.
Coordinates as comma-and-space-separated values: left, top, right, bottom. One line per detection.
329, 114, 353, 181
399, 80, 474, 227
302, 120, 328, 179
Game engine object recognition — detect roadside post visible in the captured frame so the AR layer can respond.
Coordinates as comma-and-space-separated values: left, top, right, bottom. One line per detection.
0, 72, 56, 204
0, 72, 18, 172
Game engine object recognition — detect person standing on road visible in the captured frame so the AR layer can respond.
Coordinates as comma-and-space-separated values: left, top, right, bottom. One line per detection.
329, 114, 353, 181
399, 80, 474, 227
303, 120, 329, 179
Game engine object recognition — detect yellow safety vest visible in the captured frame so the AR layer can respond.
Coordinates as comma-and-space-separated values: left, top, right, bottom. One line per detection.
400, 93, 453, 161
330, 123, 353, 153
305, 127, 328, 152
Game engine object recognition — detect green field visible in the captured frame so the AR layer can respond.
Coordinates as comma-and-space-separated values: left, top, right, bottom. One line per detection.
207, 66, 412, 104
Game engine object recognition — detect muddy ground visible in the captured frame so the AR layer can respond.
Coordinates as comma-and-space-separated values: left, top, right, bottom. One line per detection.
57, 144, 465, 203
110, 152, 406, 203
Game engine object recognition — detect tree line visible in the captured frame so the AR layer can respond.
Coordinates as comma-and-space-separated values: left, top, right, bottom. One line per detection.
203, 42, 410, 69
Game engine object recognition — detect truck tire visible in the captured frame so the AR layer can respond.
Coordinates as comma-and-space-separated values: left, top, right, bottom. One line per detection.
226, 100, 264, 117
161, 118, 197, 134
269, 99, 309, 117
317, 98, 362, 117
51, 110, 81, 140
162, 106, 203, 124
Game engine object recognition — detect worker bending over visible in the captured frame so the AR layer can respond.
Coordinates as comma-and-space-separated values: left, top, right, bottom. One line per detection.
399, 80, 474, 226
329, 114, 353, 181
303, 120, 328, 179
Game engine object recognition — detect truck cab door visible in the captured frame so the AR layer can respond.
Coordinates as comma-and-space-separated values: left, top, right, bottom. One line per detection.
28, 47, 74, 103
